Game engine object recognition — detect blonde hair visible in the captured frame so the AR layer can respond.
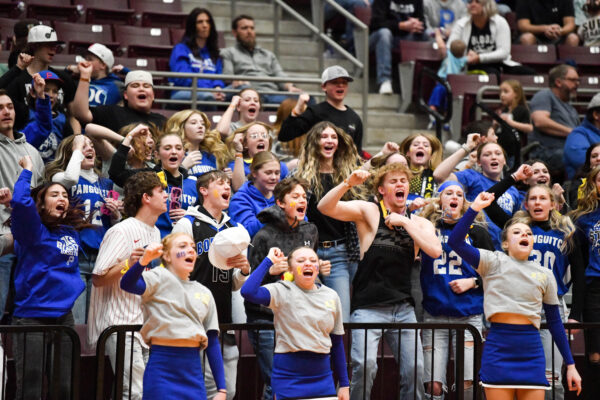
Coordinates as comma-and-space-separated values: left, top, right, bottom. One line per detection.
165, 109, 229, 169
226, 121, 273, 159
296, 121, 365, 200
399, 133, 443, 171
477, 0, 498, 18
45, 135, 102, 182
571, 166, 600, 221
500, 79, 528, 110
517, 185, 575, 253
120, 122, 158, 164
249, 151, 280, 181
420, 186, 487, 226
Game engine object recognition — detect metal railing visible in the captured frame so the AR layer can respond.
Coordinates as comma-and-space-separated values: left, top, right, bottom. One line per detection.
0, 325, 81, 400
94, 322, 482, 400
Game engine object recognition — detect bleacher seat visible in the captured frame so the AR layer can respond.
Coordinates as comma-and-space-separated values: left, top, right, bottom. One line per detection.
557, 45, 600, 74
398, 40, 443, 112
113, 25, 172, 59
114, 56, 157, 71
53, 21, 119, 56
0, 49, 10, 64
27, 0, 80, 23
510, 44, 557, 74
447, 74, 498, 137
50, 52, 80, 67
0, 17, 15, 50
500, 74, 549, 89
0, 0, 24, 18
169, 28, 185, 46
77, 0, 135, 25
130, 0, 186, 28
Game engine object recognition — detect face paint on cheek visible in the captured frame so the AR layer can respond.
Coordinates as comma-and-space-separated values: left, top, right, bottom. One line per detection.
387, 188, 393, 194
176, 251, 186, 258
213, 189, 220, 198
290, 201, 296, 208
297, 266, 302, 275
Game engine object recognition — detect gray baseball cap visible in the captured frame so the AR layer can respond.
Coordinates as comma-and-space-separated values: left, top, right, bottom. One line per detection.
321, 65, 353, 84
588, 93, 600, 110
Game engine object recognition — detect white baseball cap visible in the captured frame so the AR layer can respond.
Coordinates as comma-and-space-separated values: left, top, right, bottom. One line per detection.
124, 70, 153, 87
87, 43, 114, 69
208, 226, 251, 270
27, 25, 64, 45
588, 93, 600, 110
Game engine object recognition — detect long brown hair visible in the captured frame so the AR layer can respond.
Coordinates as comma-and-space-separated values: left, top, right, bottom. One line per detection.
30, 182, 93, 231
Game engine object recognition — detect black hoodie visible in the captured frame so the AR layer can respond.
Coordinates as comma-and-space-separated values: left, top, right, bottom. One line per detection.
245, 204, 319, 322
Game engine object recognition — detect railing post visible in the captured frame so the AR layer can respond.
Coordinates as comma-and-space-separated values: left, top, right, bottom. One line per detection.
311, 0, 324, 74
273, 1, 280, 58
191, 76, 198, 110
456, 329, 465, 399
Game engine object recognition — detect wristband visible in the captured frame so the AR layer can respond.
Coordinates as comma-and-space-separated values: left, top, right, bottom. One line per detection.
79, 77, 90, 83
235, 152, 243, 158
218, 389, 227, 393
461, 144, 472, 153
343, 178, 352, 189
120, 259, 130, 275
473, 277, 481, 289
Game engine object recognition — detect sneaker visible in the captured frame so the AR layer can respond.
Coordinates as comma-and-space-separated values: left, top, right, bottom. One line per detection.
379, 80, 393, 95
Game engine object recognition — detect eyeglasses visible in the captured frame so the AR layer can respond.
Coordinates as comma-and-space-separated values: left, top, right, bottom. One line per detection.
466, 0, 480, 3
169, 187, 182, 211
248, 132, 269, 140
563, 77, 581, 83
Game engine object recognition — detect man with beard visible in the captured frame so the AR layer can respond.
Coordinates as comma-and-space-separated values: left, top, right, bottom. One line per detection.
221, 15, 303, 104
72, 68, 166, 132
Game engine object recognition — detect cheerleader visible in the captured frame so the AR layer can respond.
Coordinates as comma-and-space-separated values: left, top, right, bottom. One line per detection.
420, 181, 494, 399
241, 246, 349, 400
448, 191, 582, 399
119, 232, 226, 400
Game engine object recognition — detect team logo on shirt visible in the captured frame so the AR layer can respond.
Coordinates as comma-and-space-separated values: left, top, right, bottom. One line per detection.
590, 220, 600, 254
57, 235, 78, 265
195, 292, 210, 305
530, 271, 547, 283
324, 299, 336, 311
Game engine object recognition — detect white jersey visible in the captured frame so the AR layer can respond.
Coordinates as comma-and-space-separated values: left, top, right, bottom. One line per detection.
87, 217, 161, 349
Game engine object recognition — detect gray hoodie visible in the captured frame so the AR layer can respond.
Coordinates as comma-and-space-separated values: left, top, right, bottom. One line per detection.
0, 131, 44, 234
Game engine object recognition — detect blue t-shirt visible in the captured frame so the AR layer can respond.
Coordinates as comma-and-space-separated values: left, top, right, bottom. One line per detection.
437, 52, 467, 79
188, 151, 217, 177
420, 223, 484, 317
88, 74, 124, 107
71, 175, 114, 253
455, 169, 520, 249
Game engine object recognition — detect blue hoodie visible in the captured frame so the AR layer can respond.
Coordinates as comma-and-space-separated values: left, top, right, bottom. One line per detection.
169, 43, 225, 91
228, 181, 276, 237
11, 169, 84, 318
564, 118, 600, 179
88, 72, 127, 107
23, 97, 67, 163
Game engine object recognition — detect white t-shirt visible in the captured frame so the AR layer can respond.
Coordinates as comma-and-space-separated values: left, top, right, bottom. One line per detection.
478, 249, 559, 329
266, 280, 344, 354
87, 217, 161, 348
140, 267, 219, 349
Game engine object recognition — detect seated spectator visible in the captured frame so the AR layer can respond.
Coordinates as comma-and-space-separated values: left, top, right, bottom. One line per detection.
497, 79, 533, 137
24, 71, 72, 162
7, 19, 39, 69
448, 0, 534, 78
578, 0, 600, 46
575, 0, 589, 27
169, 8, 225, 105
529, 64, 580, 183
279, 65, 363, 152
369, 0, 427, 95
217, 88, 261, 137
221, 15, 303, 104
423, 0, 468, 37
73, 69, 166, 132
517, 0, 579, 46
229, 151, 282, 237
564, 93, 600, 180
66, 43, 127, 107
165, 110, 230, 177
226, 122, 289, 192
0, 25, 76, 131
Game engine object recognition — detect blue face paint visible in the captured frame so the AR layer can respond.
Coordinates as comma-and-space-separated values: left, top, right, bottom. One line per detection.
176, 251, 186, 258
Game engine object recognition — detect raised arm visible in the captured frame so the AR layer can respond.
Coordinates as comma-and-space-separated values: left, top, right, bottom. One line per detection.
484, 164, 532, 228
240, 247, 285, 306
448, 192, 496, 268
72, 61, 94, 124
317, 169, 372, 223
386, 213, 442, 258
120, 243, 163, 295
216, 96, 240, 138
10, 157, 43, 245
433, 133, 480, 183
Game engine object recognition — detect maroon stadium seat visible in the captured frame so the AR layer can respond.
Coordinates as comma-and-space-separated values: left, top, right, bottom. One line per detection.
398, 40, 443, 111
447, 74, 498, 134
49, 52, 80, 67
53, 21, 119, 56
114, 56, 157, 71
0, 0, 25, 18
500, 74, 549, 90
77, 0, 135, 25
113, 25, 172, 58
27, 0, 80, 23
0, 16, 15, 50
169, 28, 185, 46
510, 44, 557, 74
557, 45, 600, 74
130, 0, 186, 28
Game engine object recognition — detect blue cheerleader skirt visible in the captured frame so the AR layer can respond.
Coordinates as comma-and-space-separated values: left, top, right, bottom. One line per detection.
271, 352, 337, 399
143, 345, 206, 399
480, 323, 549, 389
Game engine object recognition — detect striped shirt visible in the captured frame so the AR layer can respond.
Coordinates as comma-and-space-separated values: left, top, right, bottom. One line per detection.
87, 217, 161, 349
